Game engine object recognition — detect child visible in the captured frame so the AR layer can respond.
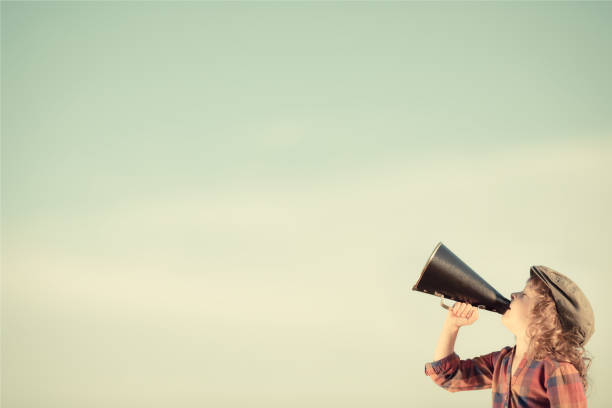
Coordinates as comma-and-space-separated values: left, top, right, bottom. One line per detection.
425, 265, 594, 408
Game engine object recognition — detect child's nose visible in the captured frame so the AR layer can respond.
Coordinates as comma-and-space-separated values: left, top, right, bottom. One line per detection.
511, 292, 518, 300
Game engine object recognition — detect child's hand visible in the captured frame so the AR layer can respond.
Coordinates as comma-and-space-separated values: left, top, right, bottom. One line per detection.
445, 302, 479, 329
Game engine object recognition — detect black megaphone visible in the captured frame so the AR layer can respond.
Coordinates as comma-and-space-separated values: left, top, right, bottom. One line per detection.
412, 242, 510, 314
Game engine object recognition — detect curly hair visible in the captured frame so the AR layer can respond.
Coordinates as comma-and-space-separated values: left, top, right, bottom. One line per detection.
525, 275, 592, 392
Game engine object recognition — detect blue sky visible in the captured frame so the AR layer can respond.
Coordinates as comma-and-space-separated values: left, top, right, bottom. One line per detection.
4, 2, 611, 220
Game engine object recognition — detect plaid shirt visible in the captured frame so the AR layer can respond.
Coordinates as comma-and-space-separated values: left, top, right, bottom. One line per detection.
424, 346, 587, 407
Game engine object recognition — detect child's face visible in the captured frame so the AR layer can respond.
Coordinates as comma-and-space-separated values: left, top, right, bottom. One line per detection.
501, 282, 538, 337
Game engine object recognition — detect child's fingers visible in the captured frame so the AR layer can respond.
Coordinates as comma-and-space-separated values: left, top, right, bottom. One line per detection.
451, 303, 474, 318
451, 303, 462, 316
452, 302, 468, 317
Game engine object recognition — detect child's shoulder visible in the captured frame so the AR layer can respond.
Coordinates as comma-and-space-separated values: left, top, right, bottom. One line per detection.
535, 356, 579, 376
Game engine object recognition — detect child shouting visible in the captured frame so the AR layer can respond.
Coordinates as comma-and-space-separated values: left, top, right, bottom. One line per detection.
425, 265, 594, 408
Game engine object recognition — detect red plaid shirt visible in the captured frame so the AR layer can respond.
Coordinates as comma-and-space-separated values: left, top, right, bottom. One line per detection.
424, 346, 587, 407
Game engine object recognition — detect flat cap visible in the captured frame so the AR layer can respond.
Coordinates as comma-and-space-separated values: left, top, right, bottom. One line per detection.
530, 265, 595, 346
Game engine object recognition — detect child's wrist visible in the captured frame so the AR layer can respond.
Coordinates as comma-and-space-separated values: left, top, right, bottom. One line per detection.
443, 320, 460, 333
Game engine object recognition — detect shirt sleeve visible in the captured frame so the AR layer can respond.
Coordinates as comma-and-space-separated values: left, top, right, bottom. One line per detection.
424, 349, 501, 392
545, 364, 587, 408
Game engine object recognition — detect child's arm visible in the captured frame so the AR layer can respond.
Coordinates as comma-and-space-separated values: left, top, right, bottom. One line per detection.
434, 302, 478, 360
425, 302, 500, 392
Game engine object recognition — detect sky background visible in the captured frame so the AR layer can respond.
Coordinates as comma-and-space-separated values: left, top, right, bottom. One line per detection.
2, 2, 611, 407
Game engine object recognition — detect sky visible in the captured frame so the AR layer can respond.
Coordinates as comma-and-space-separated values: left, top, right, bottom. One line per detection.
2, 2, 611, 407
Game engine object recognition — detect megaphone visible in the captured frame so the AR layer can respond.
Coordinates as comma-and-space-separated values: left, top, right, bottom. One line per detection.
412, 242, 510, 314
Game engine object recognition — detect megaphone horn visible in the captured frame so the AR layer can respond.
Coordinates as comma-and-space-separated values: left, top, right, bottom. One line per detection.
412, 242, 510, 314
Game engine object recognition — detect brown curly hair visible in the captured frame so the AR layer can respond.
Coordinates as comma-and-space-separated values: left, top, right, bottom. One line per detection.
525, 275, 592, 392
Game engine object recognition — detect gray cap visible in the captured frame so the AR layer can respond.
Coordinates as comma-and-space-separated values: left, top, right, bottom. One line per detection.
530, 265, 595, 346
